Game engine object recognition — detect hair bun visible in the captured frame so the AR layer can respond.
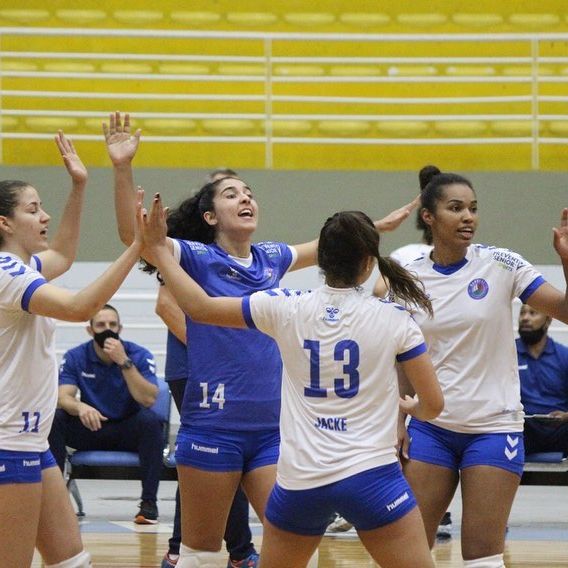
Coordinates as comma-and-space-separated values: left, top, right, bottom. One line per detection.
418, 165, 441, 190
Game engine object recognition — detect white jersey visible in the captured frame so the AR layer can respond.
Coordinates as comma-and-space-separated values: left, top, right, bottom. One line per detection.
245, 285, 426, 490
405, 245, 544, 434
390, 243, 433, 266
0, 254, 57, 451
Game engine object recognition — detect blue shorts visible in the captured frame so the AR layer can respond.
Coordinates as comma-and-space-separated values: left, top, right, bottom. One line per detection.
265, 463, 417, 536
175, 426, 280, 472
0, 449, 57, 484
408, 419, 525, 477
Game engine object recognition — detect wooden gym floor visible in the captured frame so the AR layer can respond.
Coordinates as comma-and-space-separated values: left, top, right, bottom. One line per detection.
32, 480, 568, 567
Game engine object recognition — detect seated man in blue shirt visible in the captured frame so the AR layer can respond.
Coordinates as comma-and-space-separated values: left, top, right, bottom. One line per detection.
48, 304, 164, 524
517, 304, 568, 455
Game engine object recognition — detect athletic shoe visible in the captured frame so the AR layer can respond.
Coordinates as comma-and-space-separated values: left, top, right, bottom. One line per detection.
436, 512, 452, 538
134, 499, 159, 525
326, 514, 354, 533
160, 552, 179, 567
227, 552, 260, 567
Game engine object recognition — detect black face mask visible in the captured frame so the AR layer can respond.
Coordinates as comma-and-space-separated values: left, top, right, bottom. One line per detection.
93, 329, 120, 348
518, 325, 547, 346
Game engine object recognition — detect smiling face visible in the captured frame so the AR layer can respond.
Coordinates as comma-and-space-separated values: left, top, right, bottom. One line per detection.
203, 178, 258, 238
0, 185, 50, 255
421, 183, 478, 250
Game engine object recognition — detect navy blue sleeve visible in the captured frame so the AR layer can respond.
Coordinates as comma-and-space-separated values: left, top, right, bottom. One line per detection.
59, 350, 79, 387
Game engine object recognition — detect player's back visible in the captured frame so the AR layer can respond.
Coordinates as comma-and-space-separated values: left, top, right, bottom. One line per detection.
261, 285, 422, 489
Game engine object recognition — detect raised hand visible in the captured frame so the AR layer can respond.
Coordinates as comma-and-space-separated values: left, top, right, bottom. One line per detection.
103, 111, 141, 166
138, 189, 169, 265
553, 208, 568, 261
54, 130, 87, 186
376, 194, 421, 233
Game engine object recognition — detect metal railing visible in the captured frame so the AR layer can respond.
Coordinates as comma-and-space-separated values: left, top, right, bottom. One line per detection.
1, 27, 568, 169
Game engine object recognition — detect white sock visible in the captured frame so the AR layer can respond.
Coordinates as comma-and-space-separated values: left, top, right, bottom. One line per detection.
45, 550, 92, 568
177, 543, 220, 568
464, 553, 505, 568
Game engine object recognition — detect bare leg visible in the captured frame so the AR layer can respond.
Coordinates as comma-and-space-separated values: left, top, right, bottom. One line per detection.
358, 507, 434, 568
259, 518, 321, 568
0, 481, 41, 567
241, 464, 277, 522
460, 466, 520, 561
36, 466, 85, 564
403, 459, 459, 547
177, 465, 242, 551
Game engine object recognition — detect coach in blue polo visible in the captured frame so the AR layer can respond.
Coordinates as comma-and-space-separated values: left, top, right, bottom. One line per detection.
48, 304, 163, 525
517, 304, 568, 455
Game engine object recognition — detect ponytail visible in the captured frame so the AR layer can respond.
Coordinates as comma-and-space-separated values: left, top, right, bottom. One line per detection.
378, 255, 433, 316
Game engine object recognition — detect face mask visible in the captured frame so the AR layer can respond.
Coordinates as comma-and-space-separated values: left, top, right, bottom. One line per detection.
518, 325, 547, 346
93, 329, 119, 348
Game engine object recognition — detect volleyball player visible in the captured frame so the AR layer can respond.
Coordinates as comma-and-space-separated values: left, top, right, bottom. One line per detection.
103, 111, 419, 568
0, 134, 143, 567
396, 165, 568, 568
139, 193, 443, 568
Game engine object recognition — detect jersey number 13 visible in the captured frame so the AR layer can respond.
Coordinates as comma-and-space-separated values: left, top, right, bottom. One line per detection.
303, 339, 360, 399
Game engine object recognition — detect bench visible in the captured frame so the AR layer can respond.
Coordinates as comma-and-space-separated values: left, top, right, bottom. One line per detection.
521, 452, 568, 486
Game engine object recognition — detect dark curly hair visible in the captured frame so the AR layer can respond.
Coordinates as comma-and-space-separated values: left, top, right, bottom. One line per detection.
140, 176, 239, 277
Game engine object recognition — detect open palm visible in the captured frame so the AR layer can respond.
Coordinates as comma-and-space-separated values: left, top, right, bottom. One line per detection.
55, 130, 87, 185
103, 111, 141, 166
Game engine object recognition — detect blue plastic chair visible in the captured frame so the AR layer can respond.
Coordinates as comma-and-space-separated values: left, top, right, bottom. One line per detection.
66, 377, 171, 516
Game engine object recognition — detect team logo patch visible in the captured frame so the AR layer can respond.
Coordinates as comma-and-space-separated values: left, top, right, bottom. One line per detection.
323, 305, 340, 322
467, 278, 489, 300
263, 267, 274, 280
223, 267, 241, 281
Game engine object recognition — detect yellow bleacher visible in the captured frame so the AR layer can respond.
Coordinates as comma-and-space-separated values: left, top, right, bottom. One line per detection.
2, 1, 568, 32
0, 0, 567, 171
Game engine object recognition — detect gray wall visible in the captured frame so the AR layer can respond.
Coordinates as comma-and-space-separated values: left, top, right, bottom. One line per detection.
1, 166, 566, 263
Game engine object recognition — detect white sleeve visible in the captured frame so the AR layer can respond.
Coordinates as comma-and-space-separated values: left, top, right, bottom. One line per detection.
508, 251, 545, 302
395, 310, 427, 362
242, 289, 289, 338
171, 238, 181, 264
0, 256, 47, 312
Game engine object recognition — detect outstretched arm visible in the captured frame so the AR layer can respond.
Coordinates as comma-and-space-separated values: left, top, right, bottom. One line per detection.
526, 208, 568, 324
141, 192, 246, 329
290, 195, 421, 272
103, 111, 141, 245
36, 131, 88, 280
27, 192, 144, 322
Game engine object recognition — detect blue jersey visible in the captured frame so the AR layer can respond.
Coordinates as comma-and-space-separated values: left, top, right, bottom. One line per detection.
517, 337, 568, 415
164, 330, 187, 382
59, 340, 158, 420
173, 239, 294, 431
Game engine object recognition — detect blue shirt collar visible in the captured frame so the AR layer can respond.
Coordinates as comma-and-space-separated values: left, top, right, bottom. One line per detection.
432, 256, 468, 275
516, 336, 555, 358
